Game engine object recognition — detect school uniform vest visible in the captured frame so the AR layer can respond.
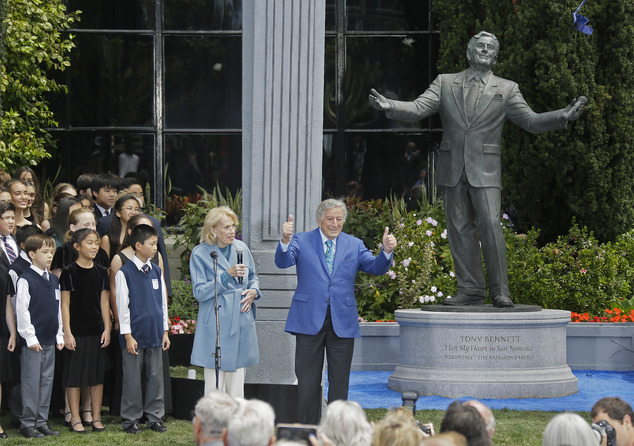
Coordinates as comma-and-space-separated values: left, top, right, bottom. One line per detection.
20, 268, 59, 345
8, 256, 31, 295
118, 261, 164, 349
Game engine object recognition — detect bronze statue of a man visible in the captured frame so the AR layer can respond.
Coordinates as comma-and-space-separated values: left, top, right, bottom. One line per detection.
369, 31, 586, 307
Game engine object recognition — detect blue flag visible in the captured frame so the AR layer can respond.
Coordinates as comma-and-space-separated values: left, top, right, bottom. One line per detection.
573, 0, 593, 35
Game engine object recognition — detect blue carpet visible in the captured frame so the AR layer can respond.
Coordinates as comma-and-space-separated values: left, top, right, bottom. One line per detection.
333, 370, 634, 412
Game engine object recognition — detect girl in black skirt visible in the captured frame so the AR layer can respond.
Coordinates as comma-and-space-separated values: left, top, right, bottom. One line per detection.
60, 229, 111, 433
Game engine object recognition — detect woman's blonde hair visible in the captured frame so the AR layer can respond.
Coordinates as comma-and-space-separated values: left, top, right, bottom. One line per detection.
201, 206, 239, 245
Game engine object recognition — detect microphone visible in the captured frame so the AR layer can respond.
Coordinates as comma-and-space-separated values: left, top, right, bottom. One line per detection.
236, 247, 243, 284
210, 251, 218, 260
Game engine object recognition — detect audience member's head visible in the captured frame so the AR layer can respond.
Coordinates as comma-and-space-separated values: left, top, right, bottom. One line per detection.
420, 432, 468, 446
319, 400, 373, 446
591, 397, 634, 446
0, 185, 11, 203
440, 401, 490, 446
76, 172, 96, 199
372, 408, 424, 446
193, 390, 238, 446
463, 400, 495, 439
16, 224, 43, 249
90, 173, 119, 210
542, 412, 597, 446
225, 399, 275, 446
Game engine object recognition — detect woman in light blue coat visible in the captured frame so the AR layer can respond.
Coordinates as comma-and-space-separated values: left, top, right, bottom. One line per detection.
189, 206, 261, 397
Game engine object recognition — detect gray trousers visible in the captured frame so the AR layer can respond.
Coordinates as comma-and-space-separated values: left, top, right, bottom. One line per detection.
121, 346, 164, 429
444, 170, 510, 299
20, 344, 55, 428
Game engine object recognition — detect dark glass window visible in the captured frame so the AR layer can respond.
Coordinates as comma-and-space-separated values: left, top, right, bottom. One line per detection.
42, 132, 155, 191
164, 134, 241, 225
68, 0, 155, 30
164, 0, 242, 30
164, 36, 242, 129
49, 0, 242, 222
323, 0, 441, 201
68, 34, 154, 127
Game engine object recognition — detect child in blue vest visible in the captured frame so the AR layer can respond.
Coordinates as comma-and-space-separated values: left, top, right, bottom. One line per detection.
115, 224, 170, 434
15, 234, 64, 439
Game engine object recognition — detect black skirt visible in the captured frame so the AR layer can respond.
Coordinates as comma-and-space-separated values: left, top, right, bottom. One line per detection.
62, 335, 109, 387
0, 337, 20, 383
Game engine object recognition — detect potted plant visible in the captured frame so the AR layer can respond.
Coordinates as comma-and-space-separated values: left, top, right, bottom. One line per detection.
168, 278, 198, 366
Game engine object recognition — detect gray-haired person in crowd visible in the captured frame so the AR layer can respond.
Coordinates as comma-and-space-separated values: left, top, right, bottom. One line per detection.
318, 400, 373, 446
542, 412, 597, 446
225, 399, 275, 446
193, 390, 239, 446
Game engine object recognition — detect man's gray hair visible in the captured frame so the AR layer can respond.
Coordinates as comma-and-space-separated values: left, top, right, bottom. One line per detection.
316, 198, 347, 222
226, 399, 275, 446
466, 31, 499, 60
195, 390, 239, 439
319, 400, 372, 446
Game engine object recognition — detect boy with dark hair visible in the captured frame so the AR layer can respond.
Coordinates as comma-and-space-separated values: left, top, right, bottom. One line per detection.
0, 201, 17, 271
90, 173, 119, 220
115, 224, 170, 434
76, 173, 96, 200
15, 234, 64, 438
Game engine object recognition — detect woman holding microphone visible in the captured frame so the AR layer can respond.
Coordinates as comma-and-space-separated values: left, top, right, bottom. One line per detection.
189, 206, 261, 397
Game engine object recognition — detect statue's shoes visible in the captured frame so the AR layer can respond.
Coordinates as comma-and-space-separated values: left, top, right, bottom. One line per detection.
442, 293, 484, 306
492, 295, 514, 307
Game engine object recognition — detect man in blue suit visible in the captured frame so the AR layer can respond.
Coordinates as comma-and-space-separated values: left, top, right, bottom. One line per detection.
275, 198, 397, 424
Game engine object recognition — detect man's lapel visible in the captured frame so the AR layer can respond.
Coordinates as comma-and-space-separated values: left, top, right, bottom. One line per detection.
471, 75, 498, 124
450, 71, 469, 125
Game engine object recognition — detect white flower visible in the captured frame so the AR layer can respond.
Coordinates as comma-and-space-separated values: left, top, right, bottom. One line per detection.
429, 295, 436, 302
437, 291, 443, 297
431, 286, 437, 293
441, 229, 447, 239
430, 241, 435, 248
408, 241, 414, 247
426, 230, 433, 237
418, 296, 425, 303
450, 271, 455, 278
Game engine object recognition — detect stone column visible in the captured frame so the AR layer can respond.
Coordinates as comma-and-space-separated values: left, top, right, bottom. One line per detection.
242, 0, 326, 384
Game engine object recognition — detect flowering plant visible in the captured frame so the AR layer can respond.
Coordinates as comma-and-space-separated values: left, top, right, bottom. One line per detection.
169, 316, 197, 334
168, 279, 199, 333
386, 206, 456, 309
571, 308, 634, 323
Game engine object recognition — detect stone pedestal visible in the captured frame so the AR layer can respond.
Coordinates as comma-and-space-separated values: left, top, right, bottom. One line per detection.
388, 308, 578, 399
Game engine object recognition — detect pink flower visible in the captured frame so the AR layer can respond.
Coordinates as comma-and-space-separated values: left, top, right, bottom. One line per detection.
580, 269, 588, 274
402, 258, 411, 267
426, 217, 438, 227
388, 270, 396, 279
416, 219, 422, 226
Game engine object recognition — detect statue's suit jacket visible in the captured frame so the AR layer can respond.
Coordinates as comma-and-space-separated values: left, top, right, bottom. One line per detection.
275, 229, 391, 338
387, 70, 567, 188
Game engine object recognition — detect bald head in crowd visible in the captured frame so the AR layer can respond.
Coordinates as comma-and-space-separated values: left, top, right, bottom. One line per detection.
193, 390, 239, 446
463, 400, 495, 439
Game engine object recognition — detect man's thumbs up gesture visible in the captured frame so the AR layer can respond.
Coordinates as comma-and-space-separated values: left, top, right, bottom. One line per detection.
382, 227, 397, 254
282, 215, 294, 244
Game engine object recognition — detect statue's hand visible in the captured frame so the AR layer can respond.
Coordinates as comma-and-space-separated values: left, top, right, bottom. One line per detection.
562, 96, 587, 122
369, 88, 392, 111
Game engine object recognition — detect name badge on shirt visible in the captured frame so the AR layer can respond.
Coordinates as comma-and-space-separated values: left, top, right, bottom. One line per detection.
152, 279, 159, 290
55, 290, 61, 301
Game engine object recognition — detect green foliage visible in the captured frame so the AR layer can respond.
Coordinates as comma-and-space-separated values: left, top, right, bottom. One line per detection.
507, 224, 630, 315
348, 198, 634, 321
171, 186, 242, 277
0, 0, 79, 169
168, 279, 198, 321
432, 0, 634, 243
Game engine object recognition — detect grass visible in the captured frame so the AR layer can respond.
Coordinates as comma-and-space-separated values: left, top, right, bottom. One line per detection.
0, 407, 589, 445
